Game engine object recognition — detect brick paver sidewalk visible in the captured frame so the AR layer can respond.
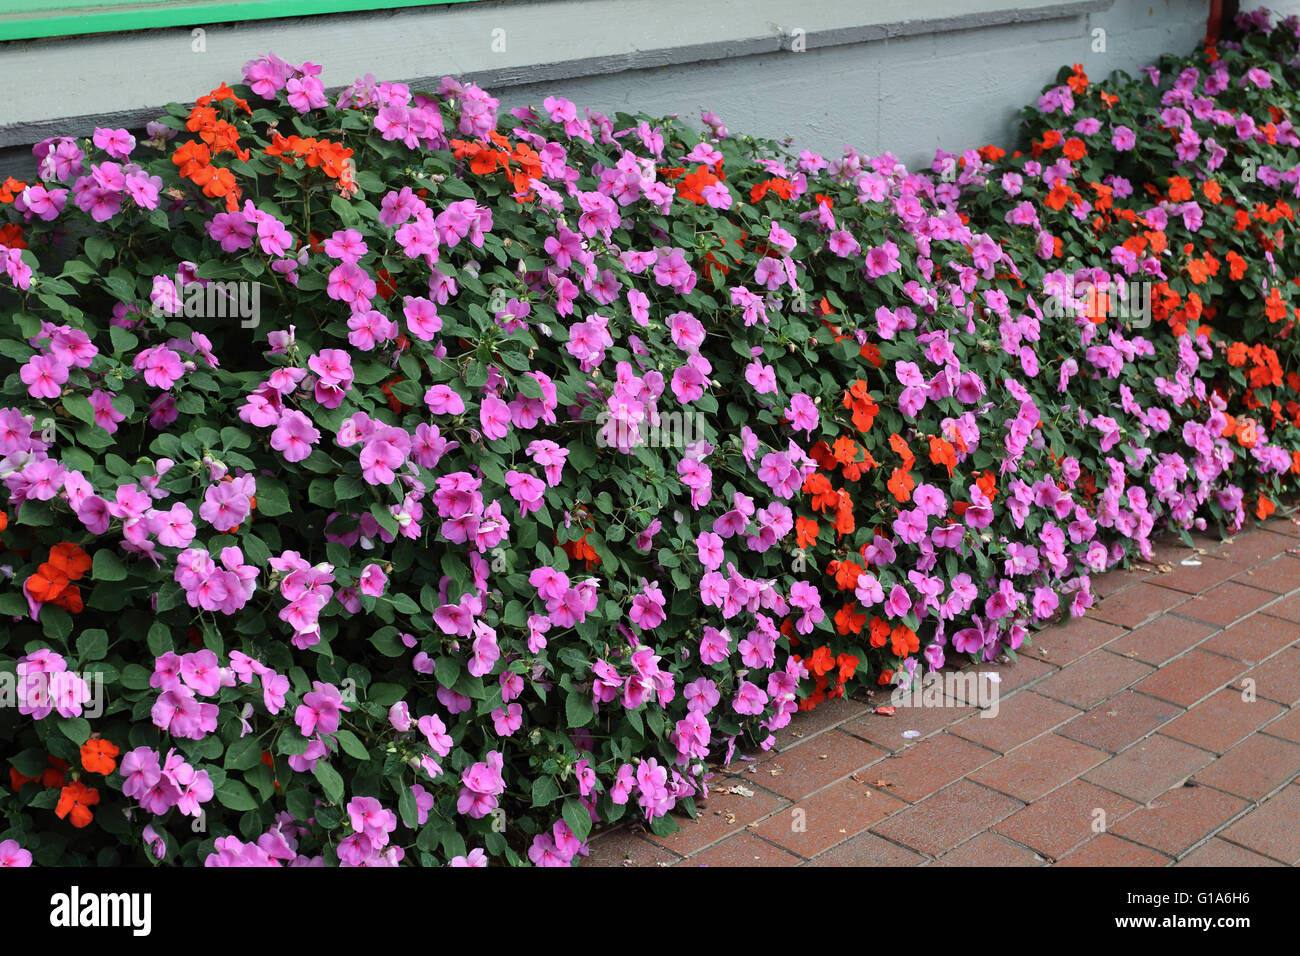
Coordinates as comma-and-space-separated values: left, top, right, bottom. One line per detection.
585, 516, 1300, 867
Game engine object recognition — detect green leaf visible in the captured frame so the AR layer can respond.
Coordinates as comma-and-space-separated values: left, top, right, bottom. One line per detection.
531, 775, 559, 807
16, 500, 54, 527
398, 783, 419, 828
62, 393, 96, 426
334, 474, 367, 501
255, 479, 290, 516
215, 778, 258, 812
120, 664, 152, 690
387, 592, 419, 615
91, 548, 127, 582
389, 379, 423, 406
648, 813, 679, 838
76, 628, 108, 662
58, 716, 90, 745
85, 236, 115, 267
286, 789, 315, 822
335, 729, 370, 761
434, 656, 460, 688
331, 193, 360, 226
147, 621, 173, 658
41, 605, 73, 643
10, 747, 48, 777
224, 736, 263, 771
562, 797, 592, 842
0, 590, 23, 617
516, 374, 544, 399
370, 627, 407, 658
365, 682, 406, 707
109, 325, 138, 354
314, 761, 345, 804
565, 689, 594, 729
174, 392, 205, 416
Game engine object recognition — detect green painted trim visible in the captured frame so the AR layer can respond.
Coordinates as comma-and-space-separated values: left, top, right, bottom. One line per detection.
0, 0, 483, 42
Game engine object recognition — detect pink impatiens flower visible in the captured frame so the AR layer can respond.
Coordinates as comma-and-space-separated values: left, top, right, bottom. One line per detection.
457, 750, 506, 818
0, 839, 32, 868
505, 469, 546, 516
347, 796, 397, 847
270, 410, 321, 463
133, 345, 185, 389
745, 358, 778, 395
424, 383, 466, 415
733, 680, 768, 715
295, 681, 350, 737
88, 389, 125, 433
359, 563, 387, 597
479, 394, 511, 441
93, 127, 137, 159
784, 392, 818, 436
199, 476, 255, 531
491, 703, 523, 736
20, 354, 68, 399
403, 295, 442, 340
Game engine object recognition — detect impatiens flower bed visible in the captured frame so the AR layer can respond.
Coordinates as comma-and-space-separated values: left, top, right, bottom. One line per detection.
2, 9, 1300, 866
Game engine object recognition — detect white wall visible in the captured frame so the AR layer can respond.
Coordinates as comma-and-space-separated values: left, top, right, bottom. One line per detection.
496, 0, 1212, 169
0, 0, 1259, 180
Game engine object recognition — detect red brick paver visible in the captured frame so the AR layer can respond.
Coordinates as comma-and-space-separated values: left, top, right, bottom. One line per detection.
1232, 553, 1300, 594
949, 691, 1081, 753
967, 734, 1109, 803
1055, 834, 1172, 867
1261, 707, 1300, 743
870, 781, 1022, 858
1175, 838, 1285, 867
683, 832, 801, 867
585, 828, 680, 867
1021, 616, 1126, 664
753, 779, 907, 857
993, 780, 1139, 860
1263, 591, 1300, 622
1034, 651, 1154, 709
1201, 614, 1298, 664
1057, 690, 1183, 753
1081, 735, 1214, 803
1160, 688, 1283, 754
1108, 615, 1216, 666
1178, 581, 1276, 627
586, 525, 1300, 866
1108, 784, 1250, 857
756, 731, 886, 801
1190, 734, 1300, 801
806, 831, 926, 867
937, 832, 1046, 866
645, 783, 788, 857
1089, 582, 1186, 629
1218, 784, 1300, 864
862, 733, 997, 802
1240, 647, 1300, 706
1134, 649, 1248, 707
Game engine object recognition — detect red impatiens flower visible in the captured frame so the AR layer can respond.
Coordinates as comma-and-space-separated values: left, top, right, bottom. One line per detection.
55, 781, 99, 828
80, 738, 120, 776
